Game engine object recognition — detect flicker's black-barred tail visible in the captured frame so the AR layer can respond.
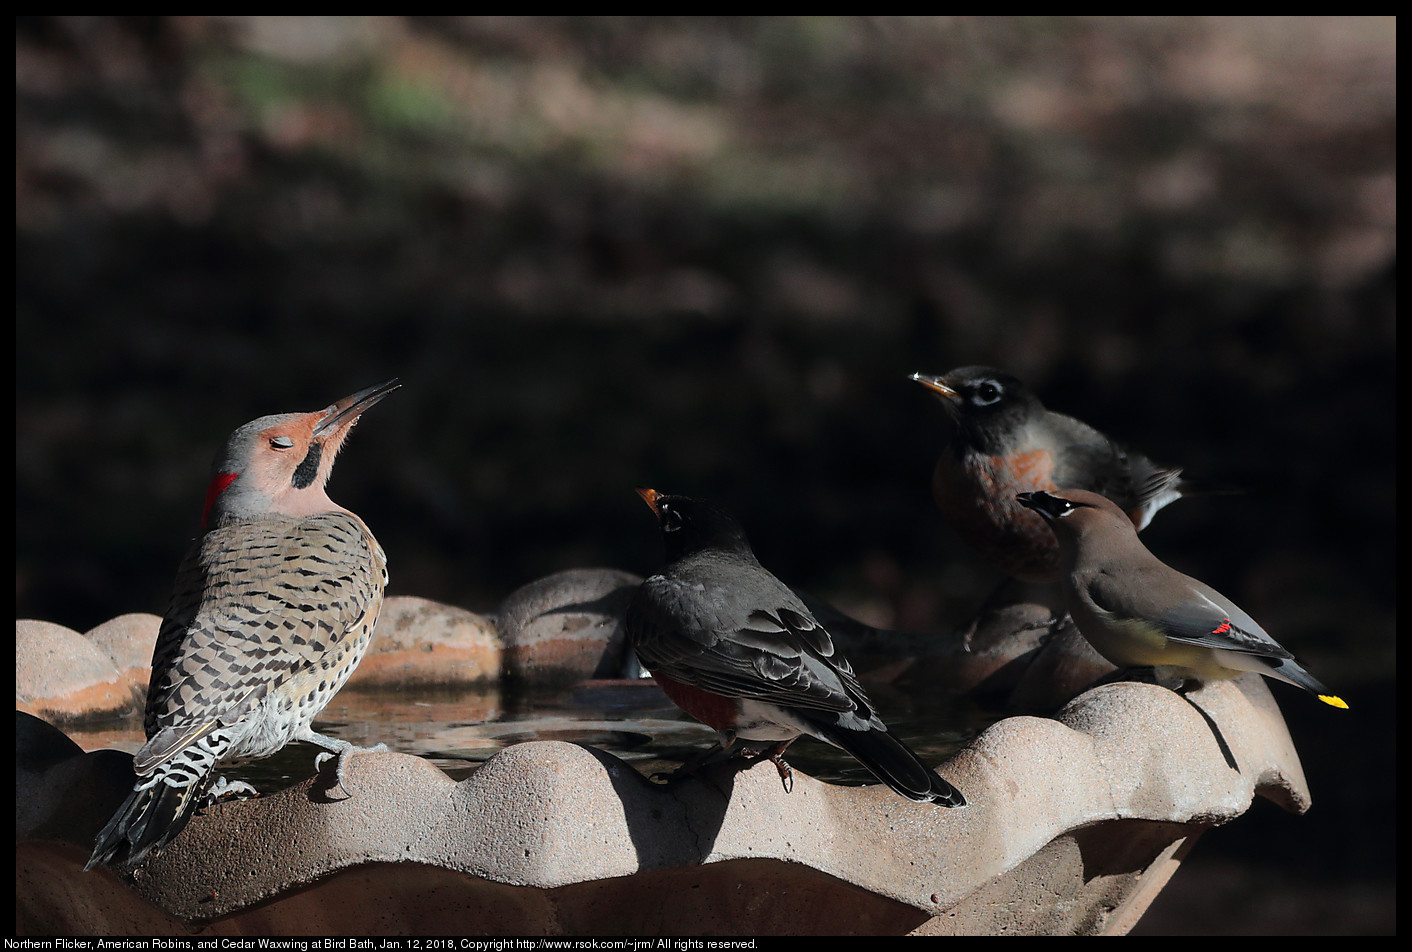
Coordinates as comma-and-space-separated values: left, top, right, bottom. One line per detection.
85, 769, 213, 870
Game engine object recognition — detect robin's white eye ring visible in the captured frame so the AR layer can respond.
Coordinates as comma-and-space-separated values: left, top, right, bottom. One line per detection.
972, 380, 1004, 406
270, 436, 295, 450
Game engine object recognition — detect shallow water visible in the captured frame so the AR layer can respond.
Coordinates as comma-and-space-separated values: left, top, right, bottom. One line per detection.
69, 678, 988, 795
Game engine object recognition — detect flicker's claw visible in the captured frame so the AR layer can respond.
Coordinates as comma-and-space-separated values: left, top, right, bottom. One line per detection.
313, 748, 351, 792
307, 735, 390, 796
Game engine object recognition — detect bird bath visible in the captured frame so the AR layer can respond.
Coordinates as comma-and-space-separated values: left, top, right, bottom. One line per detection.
15, 571, 1315, 935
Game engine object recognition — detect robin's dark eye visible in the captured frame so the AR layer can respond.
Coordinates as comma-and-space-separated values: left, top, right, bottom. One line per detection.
269, 436, 295, 450
971, 380, 1004, 406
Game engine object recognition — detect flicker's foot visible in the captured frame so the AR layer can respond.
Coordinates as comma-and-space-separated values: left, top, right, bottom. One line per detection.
205, 776, 260, 803
301, 731, 389, 796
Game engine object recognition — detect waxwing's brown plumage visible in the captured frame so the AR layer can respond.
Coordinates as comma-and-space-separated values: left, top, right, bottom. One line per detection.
1017, 488, 1346, 709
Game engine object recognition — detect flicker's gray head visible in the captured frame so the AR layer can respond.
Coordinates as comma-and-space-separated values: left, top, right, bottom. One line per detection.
201, 379, 399, 526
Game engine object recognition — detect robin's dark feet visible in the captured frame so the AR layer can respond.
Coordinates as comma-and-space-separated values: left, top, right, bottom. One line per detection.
737, 741, 795, 793
768, 752, 793, 793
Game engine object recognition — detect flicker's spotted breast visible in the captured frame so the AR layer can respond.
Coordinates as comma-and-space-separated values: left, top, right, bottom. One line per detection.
137, 511, 388, 788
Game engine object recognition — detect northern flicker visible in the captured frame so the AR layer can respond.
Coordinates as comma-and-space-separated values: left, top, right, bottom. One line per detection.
86, 380, 400, 870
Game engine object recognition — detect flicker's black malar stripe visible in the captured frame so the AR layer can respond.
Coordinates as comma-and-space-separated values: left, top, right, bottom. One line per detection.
291, 442, 323, 489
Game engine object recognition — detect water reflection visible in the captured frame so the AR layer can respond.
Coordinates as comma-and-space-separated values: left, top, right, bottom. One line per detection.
68, 679, 988, 794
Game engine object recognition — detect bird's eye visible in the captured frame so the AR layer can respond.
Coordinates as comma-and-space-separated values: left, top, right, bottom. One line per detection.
971, 380, 1004, 406
269, 436, 295, 450
662, 507, 683, 532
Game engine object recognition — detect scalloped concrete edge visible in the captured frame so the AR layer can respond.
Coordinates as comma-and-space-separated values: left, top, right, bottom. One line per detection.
16, 675, 1310, 935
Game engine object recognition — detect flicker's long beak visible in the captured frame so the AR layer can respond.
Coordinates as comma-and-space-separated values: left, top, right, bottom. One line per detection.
909, 372, 960, 402
314, 379, 401, 439
635, 487, 662, 516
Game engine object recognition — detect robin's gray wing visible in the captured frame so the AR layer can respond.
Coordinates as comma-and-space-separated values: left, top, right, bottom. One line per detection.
628, 574, 867, 716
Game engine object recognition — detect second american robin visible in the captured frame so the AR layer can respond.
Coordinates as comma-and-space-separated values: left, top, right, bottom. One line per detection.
911, 366, 1194, 583
1017, 489, 1347, 709
626, 489, 965, 806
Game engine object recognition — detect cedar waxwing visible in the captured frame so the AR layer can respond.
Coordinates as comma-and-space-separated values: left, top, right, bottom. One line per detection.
1017, 488, 1346, 708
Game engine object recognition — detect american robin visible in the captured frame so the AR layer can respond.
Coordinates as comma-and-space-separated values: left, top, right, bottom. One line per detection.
1017, 489, 1347, 708
87, 380, 399, 869
912, 366, 1193, 583
626, 488, 966, 806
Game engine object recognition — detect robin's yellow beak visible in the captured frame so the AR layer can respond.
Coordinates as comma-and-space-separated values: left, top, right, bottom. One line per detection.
909, 372, 960, 401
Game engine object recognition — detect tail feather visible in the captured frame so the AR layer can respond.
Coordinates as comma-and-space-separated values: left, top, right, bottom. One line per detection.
1265, 658, 1349, 710
85, 777, 209, 870
1128, 464, 1187, 530
817, 724, 965, 807
1127, 460, 1242, 531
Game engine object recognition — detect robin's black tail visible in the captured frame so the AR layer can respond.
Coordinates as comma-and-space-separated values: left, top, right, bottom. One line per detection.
818, 724, 965, 807
85, 778, 207, 870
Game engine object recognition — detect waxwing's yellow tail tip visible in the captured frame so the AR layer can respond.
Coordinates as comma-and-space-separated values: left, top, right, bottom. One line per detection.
1320, 694, 1349, 710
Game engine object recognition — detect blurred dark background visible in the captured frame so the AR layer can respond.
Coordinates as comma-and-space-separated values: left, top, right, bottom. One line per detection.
15, 17, 1393, 934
